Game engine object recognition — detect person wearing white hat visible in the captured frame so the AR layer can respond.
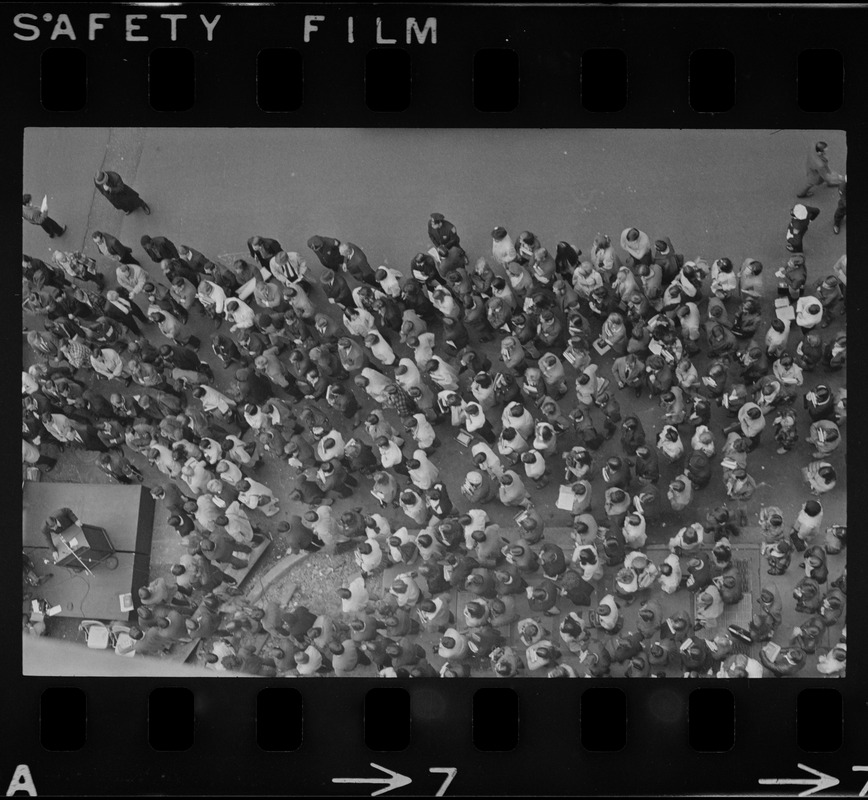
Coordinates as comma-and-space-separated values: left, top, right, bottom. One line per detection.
461, 470, 497, 505
786, 203, 820, 253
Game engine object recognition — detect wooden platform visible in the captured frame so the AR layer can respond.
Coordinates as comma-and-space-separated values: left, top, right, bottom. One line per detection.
23, 481, 155, 555
25, 550, 150, 622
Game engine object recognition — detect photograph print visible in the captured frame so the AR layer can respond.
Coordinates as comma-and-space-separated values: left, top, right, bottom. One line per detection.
22, 127, 846, 678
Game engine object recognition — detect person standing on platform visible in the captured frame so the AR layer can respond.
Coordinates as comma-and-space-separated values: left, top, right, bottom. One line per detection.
39, 507, 80, 559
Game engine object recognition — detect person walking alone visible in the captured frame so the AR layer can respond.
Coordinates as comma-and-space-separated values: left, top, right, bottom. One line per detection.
94, 170, 151, 215
22, 193, 66, 238
796, 141, 842, 199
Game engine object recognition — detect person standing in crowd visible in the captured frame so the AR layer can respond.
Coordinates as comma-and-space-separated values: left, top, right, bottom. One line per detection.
141, 234, 180, 263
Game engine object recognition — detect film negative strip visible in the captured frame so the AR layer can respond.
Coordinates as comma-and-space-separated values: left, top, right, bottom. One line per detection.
7, 1, 865, 797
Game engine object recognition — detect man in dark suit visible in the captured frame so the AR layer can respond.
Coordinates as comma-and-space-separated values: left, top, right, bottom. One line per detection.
92, 231, 138, 264
428, 212, 460, 249
307, 235, 343, 270
141, 234, 180, 263
178, 244, 219, 276
319, 268, 354, 309
103, 290, 149, 335
200, 530, 251, 569
151, 483, 196, 515
338, 242, 378, 285
94, 170, 150, 215
247, 235, 283, 269
39, 507, 80, 556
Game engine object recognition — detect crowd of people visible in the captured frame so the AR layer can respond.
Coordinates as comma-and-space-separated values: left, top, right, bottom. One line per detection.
22, 145, 846, 678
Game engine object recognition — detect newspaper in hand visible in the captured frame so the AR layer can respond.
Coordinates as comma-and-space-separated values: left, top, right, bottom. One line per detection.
762, 641, 782, 662
556, 484, 574, 511
40, 195, 48, 213
593, 338, 611, 355
775, 304, 795, 322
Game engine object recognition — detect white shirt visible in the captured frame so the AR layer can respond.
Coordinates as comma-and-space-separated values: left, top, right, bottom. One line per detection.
410, 414, 436, 449
462, 509, 490, 548
90, 348, 124, 379
492, 235, 516, 265
795, 296, 823, 328
376, 267, 403, 298
658, 553, 682, 594
199, 386, 236, 414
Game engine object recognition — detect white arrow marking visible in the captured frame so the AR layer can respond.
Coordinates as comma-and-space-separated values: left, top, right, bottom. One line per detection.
759, 763, 840, 797
333, 763, 413, 797
430, 767, 457, 796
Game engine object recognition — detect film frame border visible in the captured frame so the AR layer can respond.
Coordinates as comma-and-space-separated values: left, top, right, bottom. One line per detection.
5, 2, 865, 797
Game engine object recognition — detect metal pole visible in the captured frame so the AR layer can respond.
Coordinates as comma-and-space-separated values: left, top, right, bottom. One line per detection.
59, 532, 94, 577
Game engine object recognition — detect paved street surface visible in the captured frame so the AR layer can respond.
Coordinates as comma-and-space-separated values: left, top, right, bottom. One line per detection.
23, 128, 846, 676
